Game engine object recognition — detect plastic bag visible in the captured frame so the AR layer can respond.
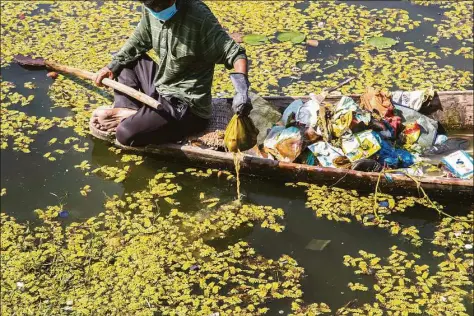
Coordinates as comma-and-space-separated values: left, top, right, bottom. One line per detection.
369, 118, 395, 140
298, 149, 316, 165
263, 126, 303, 162
308, 141, 344, 168
248, 92, 282, 144
374, 133, 415, 168
341, 130, 381, 162
385, 116, 402, 136
390, 88, 434, 111
332, 111, 353, 138
434, 134, 448, 145
441, 150, 473, 179
281, 99, 303, 126
332, 96, 370, 137
295, 96, 320, 127
360, 86, 394, 117
395, 105, 438, 149
303, 126, 322, 145
333, 96, 358, 117
400, 122, 421, 147
224, 115, 259, 152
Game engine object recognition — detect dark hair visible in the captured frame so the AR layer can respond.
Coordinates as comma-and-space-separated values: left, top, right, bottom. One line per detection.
139, 0, 155, 7
139, 0, 169, 8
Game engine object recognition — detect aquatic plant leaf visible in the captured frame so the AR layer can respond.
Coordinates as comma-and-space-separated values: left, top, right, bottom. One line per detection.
242, 34, 269, 46
277, 31, 306, 44
367, 36, 398, 49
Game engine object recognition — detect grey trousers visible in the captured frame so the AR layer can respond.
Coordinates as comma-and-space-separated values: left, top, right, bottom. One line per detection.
114, 55, 208, 147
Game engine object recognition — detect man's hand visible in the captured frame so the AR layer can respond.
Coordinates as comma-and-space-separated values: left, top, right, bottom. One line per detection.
230, 72, 252, 116
94, 66, 114, 87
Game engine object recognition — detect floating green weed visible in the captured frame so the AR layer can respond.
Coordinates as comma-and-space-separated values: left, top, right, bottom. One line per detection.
414, 1, 473, 59
0, 2, 473, 314
339, 236, 473, 315
79, 185, 91, 197
0, 172, 306, 315
287, 182, 446, 246
91, 165, 131, 183
1, 80, 60, 153
121, 154, 144, 165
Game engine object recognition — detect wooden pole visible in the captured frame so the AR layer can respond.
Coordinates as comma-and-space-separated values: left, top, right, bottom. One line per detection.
44, 60, 161, 109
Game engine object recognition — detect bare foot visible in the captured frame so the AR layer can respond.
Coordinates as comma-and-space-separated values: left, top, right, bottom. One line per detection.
92, 107, 137, 132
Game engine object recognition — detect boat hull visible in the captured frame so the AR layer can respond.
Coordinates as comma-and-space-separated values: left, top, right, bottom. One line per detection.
107, 141, 473, 200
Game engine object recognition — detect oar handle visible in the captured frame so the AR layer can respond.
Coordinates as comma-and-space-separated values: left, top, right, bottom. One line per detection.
44, 60, 161, 109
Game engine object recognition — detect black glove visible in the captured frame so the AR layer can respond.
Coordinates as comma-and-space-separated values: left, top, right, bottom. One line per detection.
230, 72, 252, 116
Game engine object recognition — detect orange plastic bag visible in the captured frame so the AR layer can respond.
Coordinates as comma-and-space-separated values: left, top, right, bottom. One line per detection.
360, 86, 394, 117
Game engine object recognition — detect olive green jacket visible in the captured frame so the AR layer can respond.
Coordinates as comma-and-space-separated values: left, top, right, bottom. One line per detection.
107, 0, 246, 119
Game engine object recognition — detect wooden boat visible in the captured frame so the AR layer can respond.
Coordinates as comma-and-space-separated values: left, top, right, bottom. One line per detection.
90, 90, 473, 199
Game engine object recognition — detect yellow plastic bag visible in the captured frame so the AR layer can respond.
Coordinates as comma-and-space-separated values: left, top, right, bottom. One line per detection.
332, 111, 353, 138
224, 115, 259, 152
400, 122, 421, 148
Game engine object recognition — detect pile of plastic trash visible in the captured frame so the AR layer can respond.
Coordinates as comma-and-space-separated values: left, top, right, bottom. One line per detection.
248, 87, 473, 180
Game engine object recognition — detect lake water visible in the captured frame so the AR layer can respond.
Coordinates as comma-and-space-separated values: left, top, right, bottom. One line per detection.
1, 1, 473, 314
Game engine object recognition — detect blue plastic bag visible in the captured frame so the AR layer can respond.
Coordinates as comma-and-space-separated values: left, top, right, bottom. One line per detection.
374, 133, 415, 168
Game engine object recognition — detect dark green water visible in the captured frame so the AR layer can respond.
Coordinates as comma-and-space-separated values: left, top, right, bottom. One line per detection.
1, 1, 473, 314
2, 63, 473, 314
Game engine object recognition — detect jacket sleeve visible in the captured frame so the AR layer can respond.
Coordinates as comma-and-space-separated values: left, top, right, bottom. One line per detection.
200, 14, 247, 69
107, 8, 153, 76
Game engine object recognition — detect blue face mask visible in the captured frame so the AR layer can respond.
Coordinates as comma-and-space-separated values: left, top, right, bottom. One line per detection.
145, 3, 177, 22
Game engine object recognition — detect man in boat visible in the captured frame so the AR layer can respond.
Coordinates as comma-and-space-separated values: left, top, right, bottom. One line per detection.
92, 0, 251, 147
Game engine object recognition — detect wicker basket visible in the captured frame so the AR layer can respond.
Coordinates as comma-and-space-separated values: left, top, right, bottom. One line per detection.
186, 98, 233, 149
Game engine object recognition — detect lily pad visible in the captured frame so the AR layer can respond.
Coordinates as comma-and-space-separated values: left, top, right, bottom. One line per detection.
242, 34, 269, 46
367, 36, 398, 49
277, 31, 306, 44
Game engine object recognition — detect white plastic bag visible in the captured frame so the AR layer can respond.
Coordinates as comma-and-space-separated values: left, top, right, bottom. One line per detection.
295, 94, 320, 127
308, 141, 344, 168
441, 150, 473, 179
391, 90, 425, 111
281, 99, 303, 126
